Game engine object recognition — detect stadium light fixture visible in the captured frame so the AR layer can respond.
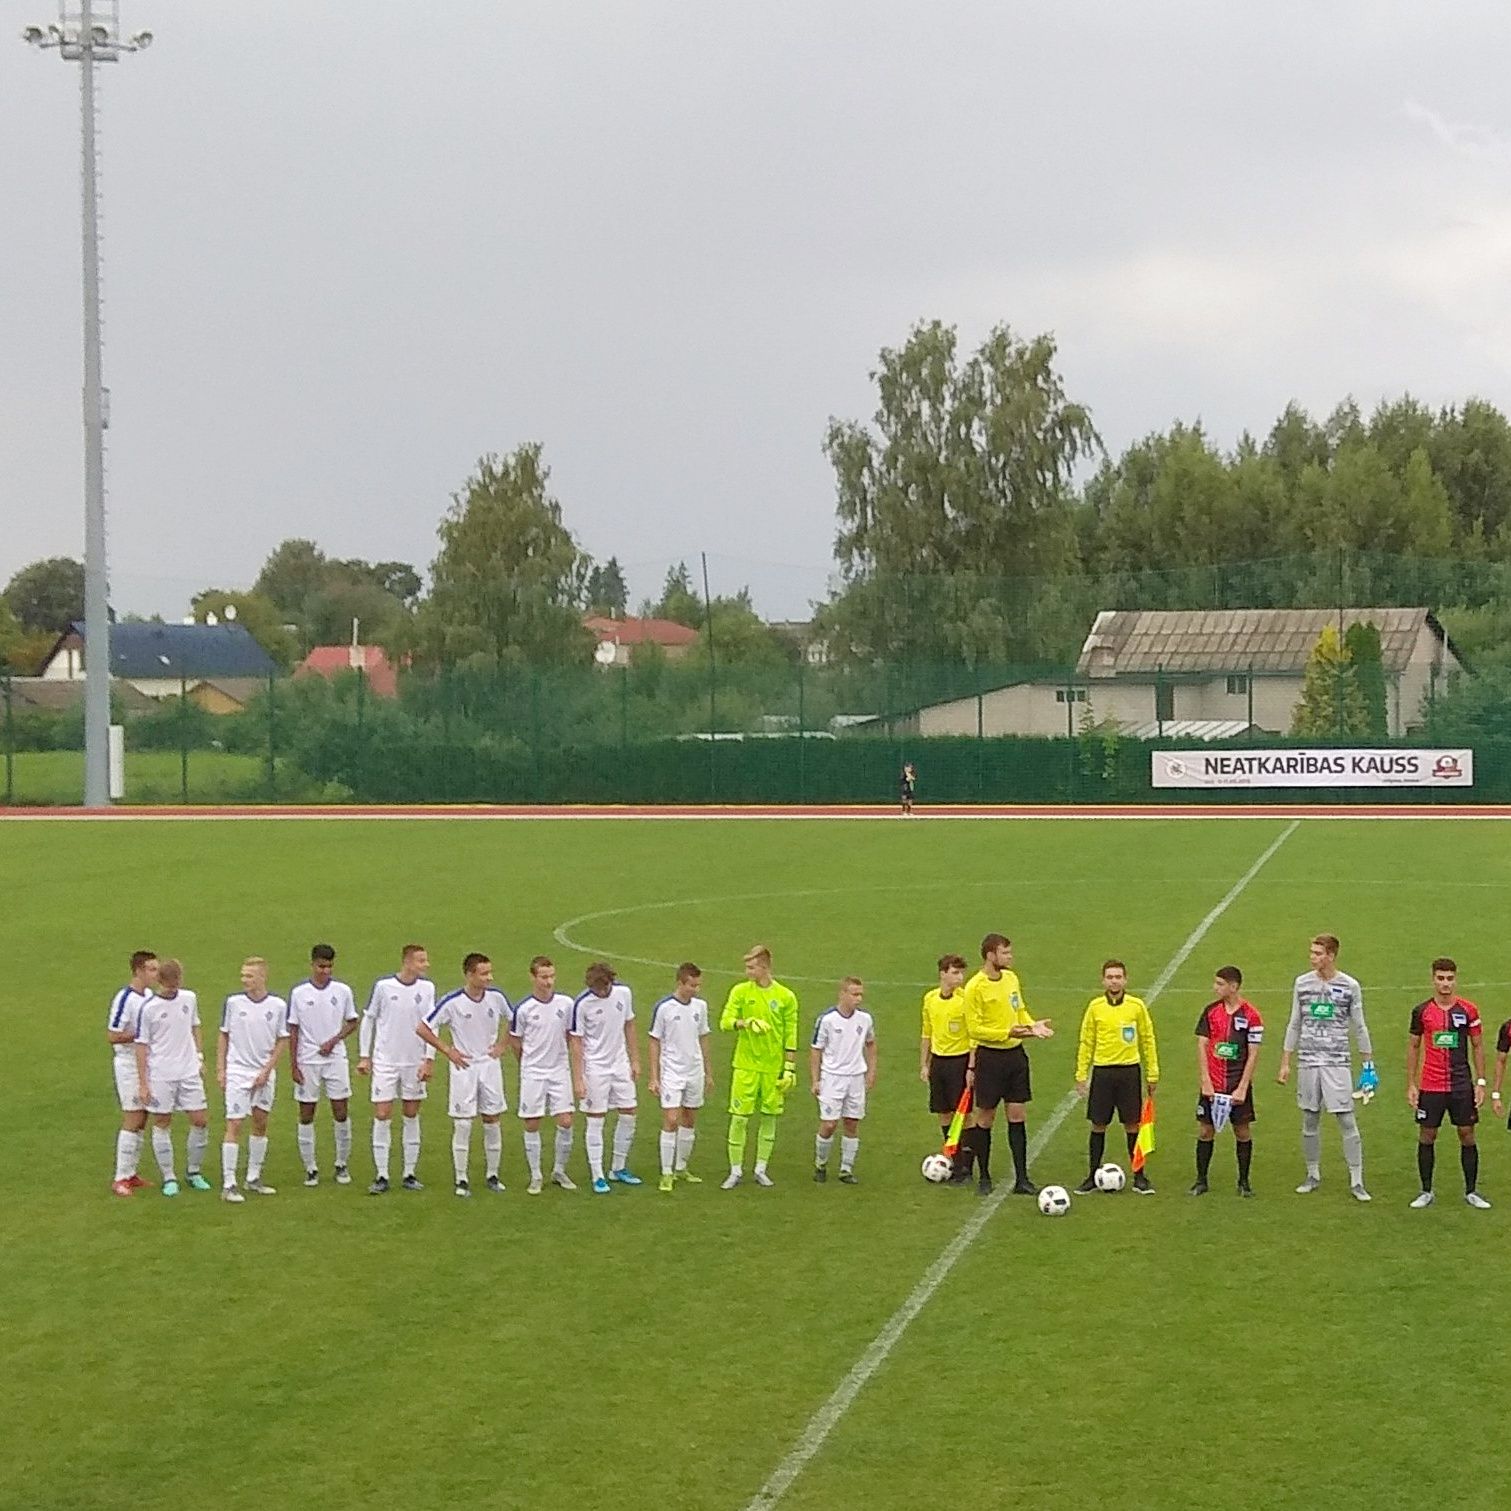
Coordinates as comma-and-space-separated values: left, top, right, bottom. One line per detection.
22, 1, 152, 806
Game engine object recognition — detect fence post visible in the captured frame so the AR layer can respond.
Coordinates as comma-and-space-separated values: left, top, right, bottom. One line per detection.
2, 669, 11, 805
178, 667, 189, 804
796, 652, 806, 803
531, 668, 543, 802
975, 662, 985, 801
1247, 664, 1255, 739
700, 552, 717, 802
266, 668, 276, 800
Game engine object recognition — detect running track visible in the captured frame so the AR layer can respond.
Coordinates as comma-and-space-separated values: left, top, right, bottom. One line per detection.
2, 803, 1508, 820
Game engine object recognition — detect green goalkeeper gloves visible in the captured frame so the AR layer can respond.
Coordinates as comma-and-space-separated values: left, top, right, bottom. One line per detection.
742, 1018, 769, 1036
776, 1067, 796, 1093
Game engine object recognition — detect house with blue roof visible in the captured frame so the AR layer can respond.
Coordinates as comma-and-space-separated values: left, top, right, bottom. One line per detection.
38, 620, 279, 701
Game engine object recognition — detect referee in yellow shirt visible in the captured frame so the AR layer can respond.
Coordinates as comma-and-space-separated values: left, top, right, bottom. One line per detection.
919, 953, 972, 1181
963, 933, 1053, 1197
1074, 959, 1159, 1195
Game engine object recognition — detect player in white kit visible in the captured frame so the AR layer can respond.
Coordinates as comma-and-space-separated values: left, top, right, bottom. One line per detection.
510, 955, 577, 1195
358, 944, 436, 1195
288, 943, 360, 1187
217, 957, 289, 1203
810, 976, 878, 1185
570, 961, 643, 1194
108, 949, 160, 1197
134, 957, 211, 1196
647, 962, 714, 1192
416, 952, 510, 1197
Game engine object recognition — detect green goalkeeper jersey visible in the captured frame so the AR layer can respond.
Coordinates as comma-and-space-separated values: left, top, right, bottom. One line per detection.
720, 979, 799, 1073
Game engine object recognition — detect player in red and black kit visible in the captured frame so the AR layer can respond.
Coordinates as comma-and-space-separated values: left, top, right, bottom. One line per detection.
1493, 1016, 1511, 1128
1192, 966, 1261, 1197
1406, 956, 1490, 1209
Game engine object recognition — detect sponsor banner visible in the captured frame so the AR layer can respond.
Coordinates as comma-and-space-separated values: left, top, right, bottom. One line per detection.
1151, 748, 1473, 789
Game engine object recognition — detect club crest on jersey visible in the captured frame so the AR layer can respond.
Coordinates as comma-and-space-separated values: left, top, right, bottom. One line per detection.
1234, 1016, 1248, 1032
1451, 1011, 1468, 1028
264, 1010, 274, 1024
1121, 1024, 1136, 1043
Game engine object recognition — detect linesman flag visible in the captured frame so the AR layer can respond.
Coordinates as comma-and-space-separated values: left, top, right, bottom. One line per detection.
942, 1086, 973, 1156
1130, 1096, 1156, 1172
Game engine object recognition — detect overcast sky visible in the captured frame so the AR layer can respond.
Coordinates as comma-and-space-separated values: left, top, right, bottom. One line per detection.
4, 1, 1511, 622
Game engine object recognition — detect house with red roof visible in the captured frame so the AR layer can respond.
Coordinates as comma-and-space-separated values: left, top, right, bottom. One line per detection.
583, 615, 698, 666
295, 644, 400, 698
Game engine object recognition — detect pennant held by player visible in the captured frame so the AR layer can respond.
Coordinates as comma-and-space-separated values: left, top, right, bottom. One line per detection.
942, 1085, 972, 1155
1210, 1092, 1232, 1134
1130, 1096, 1156, 1171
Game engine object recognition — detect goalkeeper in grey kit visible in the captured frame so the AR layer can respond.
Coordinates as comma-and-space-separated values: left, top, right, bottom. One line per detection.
1276, 933, 1377, 1201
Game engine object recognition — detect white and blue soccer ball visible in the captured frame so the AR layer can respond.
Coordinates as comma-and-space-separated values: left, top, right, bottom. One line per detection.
921, 1153, 954, 1184
1094, 1163, 1127, 1193
1037, 1184, 1072, 1216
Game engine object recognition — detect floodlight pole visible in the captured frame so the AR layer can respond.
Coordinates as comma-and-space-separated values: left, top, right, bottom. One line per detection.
24, 2, 152, 806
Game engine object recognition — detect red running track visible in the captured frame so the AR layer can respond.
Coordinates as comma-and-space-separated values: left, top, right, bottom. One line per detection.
3, 803, 1511, 820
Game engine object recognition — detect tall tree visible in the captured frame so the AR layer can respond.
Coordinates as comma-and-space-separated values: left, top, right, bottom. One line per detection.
650, 563, 703, 628
822, 320, 1097, 660
1344, 620, 1389, 739
587, 557, 629, 617
253, 539, 329, 618
190, 588, 299, 668
3, 556, 86, 633
416, 445, 592, 666
1291, 625, 1367, 737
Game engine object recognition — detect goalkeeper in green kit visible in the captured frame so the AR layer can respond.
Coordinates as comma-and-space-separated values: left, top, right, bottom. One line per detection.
720, 944, 799, 1188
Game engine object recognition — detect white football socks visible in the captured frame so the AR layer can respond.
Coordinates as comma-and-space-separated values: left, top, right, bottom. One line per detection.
247, 1135, 268, 1183
660, 1129, 677, 1175
612, 1113, 637, 1171
297, 1123, 316, 1171
452, 1118, 472, 1183
553, 1125, 574, 1175
586, 1118, 606, 1181
675, 1126, 695, 1171
114, 1128, 142, 1181
333, 1118, 352, 1167
841, 1135, 859, 1170
524, 1130, 543, 1180
401, 1115, 421, 1177
186, 1123, 208, 1175
221, 1140, 239, 1189
152, 1126, 176, 1181
372, 1119, 392, 1179
483, 1121, 502, 1179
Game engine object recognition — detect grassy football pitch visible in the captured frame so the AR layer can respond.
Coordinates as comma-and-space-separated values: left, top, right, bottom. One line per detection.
7, 814, 1506, 1511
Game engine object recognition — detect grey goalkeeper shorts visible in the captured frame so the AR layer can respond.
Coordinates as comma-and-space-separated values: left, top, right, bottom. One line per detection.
1296, 1065, 1353, 1114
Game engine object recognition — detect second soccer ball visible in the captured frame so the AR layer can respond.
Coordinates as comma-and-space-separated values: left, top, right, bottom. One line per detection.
1037, 1185, 1072, 1216
1093, 1163, 1127, 1193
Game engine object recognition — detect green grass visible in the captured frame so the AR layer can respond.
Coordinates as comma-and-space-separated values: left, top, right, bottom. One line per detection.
3, 750, 280, 804
8, 816, 1509, 1511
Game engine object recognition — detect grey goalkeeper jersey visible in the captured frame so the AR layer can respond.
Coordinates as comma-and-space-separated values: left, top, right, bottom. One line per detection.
1283, 970, 1373, 1067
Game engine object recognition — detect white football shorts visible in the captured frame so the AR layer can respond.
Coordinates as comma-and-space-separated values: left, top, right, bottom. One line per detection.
518, 1072, 574, 1120
147, 1073, 208, 1115
370, 1063, 428, 1104
818, 1070, 867, 1122
658, 1071, 706, 1110
582, 1067, 637, 1115
1296, 1064, 1353, 1114
449, 1058, 507, 1118
114, 1056, 147, 1112
225, 1071, 276, 1120
294, 1056, 352, 1105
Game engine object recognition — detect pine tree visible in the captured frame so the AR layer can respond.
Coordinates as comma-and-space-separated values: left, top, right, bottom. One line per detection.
1343, 621, 1389, 739
1291, 624, 1368, 737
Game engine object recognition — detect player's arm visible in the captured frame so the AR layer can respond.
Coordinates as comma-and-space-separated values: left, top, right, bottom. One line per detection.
1074, 1003, 1095, 1091
216, 1000, 230, 1089
418, 1017, 465, 1069
134, 1035, 151, 1106
254, 1023, 287, 1088
568, 1027, 587, 1101
864, 1029, 877, 1090
719, 987, 743, 1033
331, 994, 361, 1055
1235, 1030, 1260, 1103
1195, 1032, 1214, 1099
357, 984, 378, 1072
1277, 995, 1302, 1082
1471, 1019, 1488, 1107
809, 1042, 823, 1097
287, 1005, 302, 1076
919, 999, 932, 1083
625, 1017, 641, 1082
699, 1028, 714, 1091
1351, 985, 1375, 1064
1494, 1027, 1510, 1113
1138, 1002, 1159, 1093
1405, 1007, 1423, 1108
106, 996, 138, 1047
647, 1033, 661, 1096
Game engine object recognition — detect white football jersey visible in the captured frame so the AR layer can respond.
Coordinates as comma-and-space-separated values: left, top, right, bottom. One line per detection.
361, 975, 436, 1067
287, 978, 359, 1062
569, 985, 635, 1075
108, 985, 154, 1058
648, 994, 709, 1080
221, 992, 289, 1074
511, 992, 573, 1076
811, 1008, 875, 1076
137, 989, 201, 1079
428, 987, 509, 1060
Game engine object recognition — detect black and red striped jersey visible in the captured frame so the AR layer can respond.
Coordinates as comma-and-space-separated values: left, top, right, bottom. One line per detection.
1410, 997, 1482, 1095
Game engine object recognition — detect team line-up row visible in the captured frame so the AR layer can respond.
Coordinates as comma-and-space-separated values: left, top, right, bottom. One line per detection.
106, 934, 1511, 1209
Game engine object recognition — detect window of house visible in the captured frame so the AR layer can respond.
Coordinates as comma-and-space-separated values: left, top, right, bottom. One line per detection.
1055, 688, 1087, 704
1155, 682, 1175, 722
1226, 674, 1249, 695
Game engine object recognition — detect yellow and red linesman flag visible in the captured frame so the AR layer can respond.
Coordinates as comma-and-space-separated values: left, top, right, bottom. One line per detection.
942, 1086, 973, 1155
1130, 1096, 1156, 1172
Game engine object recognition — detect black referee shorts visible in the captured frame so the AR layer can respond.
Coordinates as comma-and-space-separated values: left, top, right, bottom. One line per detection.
1087, 1063, 1142, 1126
928, 1053, 969, 1114
974, 1045, 1031, 1110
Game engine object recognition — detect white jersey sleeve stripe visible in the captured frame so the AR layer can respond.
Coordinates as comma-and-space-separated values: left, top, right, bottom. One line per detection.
109, 988, 131, 1029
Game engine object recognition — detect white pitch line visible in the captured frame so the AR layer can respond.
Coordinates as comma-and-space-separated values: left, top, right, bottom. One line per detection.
739, 817, 1302, 1511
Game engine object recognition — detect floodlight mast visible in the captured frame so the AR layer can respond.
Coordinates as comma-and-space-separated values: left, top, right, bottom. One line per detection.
22, 2, 151, 806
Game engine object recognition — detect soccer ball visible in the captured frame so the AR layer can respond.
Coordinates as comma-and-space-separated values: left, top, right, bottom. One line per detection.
1094, 1163, 1126, 1193
921, 1153, 954, 1184
1037, 1184, 1072, 1216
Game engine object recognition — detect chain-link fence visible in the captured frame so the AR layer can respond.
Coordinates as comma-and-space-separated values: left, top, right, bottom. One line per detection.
3, 550, 1508, 805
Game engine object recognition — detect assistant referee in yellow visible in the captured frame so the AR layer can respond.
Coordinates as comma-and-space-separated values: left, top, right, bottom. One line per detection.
1074, 958, 1159, 1195
962, 932, 1053, 1197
